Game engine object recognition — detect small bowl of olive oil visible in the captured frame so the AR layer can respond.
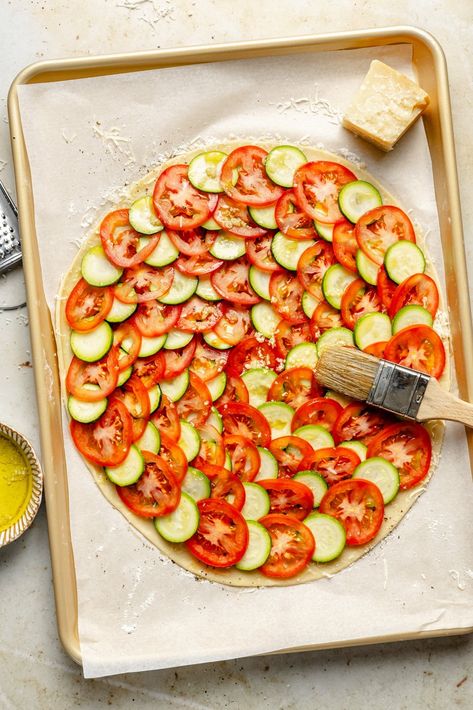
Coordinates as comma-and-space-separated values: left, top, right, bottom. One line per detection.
0, 423, 43, 547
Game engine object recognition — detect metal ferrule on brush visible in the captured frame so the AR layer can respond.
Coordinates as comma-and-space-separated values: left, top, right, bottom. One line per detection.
367, 360, 431, 419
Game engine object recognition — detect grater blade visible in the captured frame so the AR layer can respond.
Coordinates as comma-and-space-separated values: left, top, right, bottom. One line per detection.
0, 179, 21, 274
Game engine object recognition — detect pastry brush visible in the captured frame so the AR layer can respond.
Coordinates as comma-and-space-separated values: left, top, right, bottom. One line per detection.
315, 346, 473, 426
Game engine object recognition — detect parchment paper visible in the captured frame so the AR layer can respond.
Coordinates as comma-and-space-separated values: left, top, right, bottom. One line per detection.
17, 43, 473, 678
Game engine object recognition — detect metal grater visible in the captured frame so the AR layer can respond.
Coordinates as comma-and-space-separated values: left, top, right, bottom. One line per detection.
0, 179, 21, 274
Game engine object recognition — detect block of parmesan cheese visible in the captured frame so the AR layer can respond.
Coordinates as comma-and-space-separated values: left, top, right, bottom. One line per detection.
342, 60, 430, 151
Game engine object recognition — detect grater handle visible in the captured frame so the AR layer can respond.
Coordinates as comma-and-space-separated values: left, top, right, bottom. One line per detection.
0, 179, 21, 274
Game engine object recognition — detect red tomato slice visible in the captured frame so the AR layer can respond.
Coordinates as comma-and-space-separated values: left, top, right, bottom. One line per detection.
117, 451, 180, 518
274, 320, 312, 359
299, 446, 360, 486
296, 241, 335, 301
319, 479, 384, 546
133, 301, 181, 337
66, 348, 119, 402
113, 320, 142, 371
161, 340, 197, 378
150, 394, 181, 442
341, 277, 382, 330
223, 435, 261, 482
111, 375, 151, 442
153, 164, 217, 230
220, 146, 284, 207
176, 296, 224, 332
269, 436, 314, 479
100, 209, 159, 268
186, 498, 249, 568
309, 301, 343, 340
388, 273, 439, 319
356, 205, 416, 265
114, 264, 173, 304
215, 374, 249, 406
175, 372, 211, 428
246, 234, 282, 272
275, 190, 317, 239
226, 337, 278, 376
384, 324, 445, 378
176, 252, 224, 276
189, 339, 229, 381
211, 257, 260, 305
218, 402, 271, 447
70, 399, 132, 466
201, 463, 246, 510
213, 194, 267, 238
133, 352, 165, 389
259, 514, 315, 579
334, 402, 393, 444
293, 161, 357, 224
167, 227, 217, 256
267, 367, 322, 410
258, 479, 314, 520
367, 422, 432, 490
269, 272, 306, 324
291, 397, 342, 433
159, 432, 188, 484
332, 219, 358, 273
65, 278, 113, 332
364, 341, 388, 357
377, 265, 397, 311
214, 305, 252, 345
194, 424, 225, 468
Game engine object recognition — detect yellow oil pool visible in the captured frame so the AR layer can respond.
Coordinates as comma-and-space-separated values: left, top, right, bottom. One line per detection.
0, 433, 32, 533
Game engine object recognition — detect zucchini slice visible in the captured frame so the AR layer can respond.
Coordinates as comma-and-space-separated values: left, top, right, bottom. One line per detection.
235, 520, 272, 571
70, 321, 113, 363
294, 471, 328, 507
338, 439, 367, 462
254, 447, 279, 480
271, 231, 314, 271
302, 290, 319, 319
241, 368, 277, 408
285, 342, 318, 370
159, 369, 190, 402
135, 421, 161, 454
154, 492, 200, 542
142, 232, 179, 267
81, 245, 123, 287
105, 445, 144, 486
353, 457, 400, 504
338, 180, 382, 223
356, 249, 379, 286
264, 145, 307, 188
314, 220, 334, 242
206, 371, 227, 402
105, 298, 137, 323
392, 304, 433, 334
158, 270, 198, 305
249, 265, 271, 301
68, 395, 107, 423
178, 420, 201, 462
196, 276, 222, 302
250, 302, 281, 338
293, 424, 334, 451
240, 482, 271, 520
322, 263, 358, 309
258, 401, 294, 438
181, 466, 211, 501
163, 329, 194, 350
129, 195, 163, 235
304, 512, 346, 563
209, 232, 246, 260
248, 203, 278, 229
316, 327, 354, 356
384, 240, 425, 285
354, 312, 392, 350
188, 151, 227, 193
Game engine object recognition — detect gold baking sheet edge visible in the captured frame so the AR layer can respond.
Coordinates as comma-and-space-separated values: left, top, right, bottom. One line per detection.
8, 25, 473, 668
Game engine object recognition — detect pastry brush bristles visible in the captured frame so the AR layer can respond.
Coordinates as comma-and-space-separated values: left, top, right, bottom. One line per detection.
315, 346, 381, 402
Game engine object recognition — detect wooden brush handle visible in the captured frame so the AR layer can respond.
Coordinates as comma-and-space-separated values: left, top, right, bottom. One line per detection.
418, 378, 473, 426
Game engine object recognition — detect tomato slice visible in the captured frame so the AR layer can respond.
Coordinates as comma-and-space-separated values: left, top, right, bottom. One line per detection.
291, 397, 342, 433
112, 320, 142, 371
332, 219, 358, 273
299, 446, 360, 486
194, 424, 225, 468
356, 205, 416, 265
274, 320, 312, 359
159, 432, 188, 484
319, 479, 384, 546
296, 241, 335, 301
175, 372, 211, 428
341, 277, 383, 330
226, 337, 278, 376
211, 257, 260, 305
269, 436, 314, 479
220, 146, 284, 206
309, 301, 343, 340
189, 339, 229, 382
364, 341, 388, 357
275, 190, 317, 239
384, 324, 446, 378
153, 164, 216, 230
176, 252, 224, 276
133, 301, 181, 337
259, 514, 315, 579
269, 272, 306, 324
202, 463, 246, 510
100, 209, 159, 268
214, 305, 252, 345
176, 296, 224, 332
65, 278, 113, 332
218, 402, 271, 447
388, 273, 439, 319
70, 399, 132, 466
334, 402, 392, 444
150, 394, 181, 442
66, 348, 119, 402
186, 498, 249, 568
293, 161, 357, 224
161, 340, 197, 378
213, 194, 267, 238
111, 375, 151, 442
377, 265, 397, 311
114, 264, 173, 304
215, 374, 249, 406
223, 435, 261, 482
167, 227, 216, 256
258, 479, 314, 520
246, 234, 282, 272
117, 451, 180, 518
133, 352, 165, 389
267, 367, 322, 410
367, 422, 432, 490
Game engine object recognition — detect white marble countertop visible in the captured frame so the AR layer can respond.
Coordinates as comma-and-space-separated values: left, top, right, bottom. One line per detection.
1, 1, 472, 706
